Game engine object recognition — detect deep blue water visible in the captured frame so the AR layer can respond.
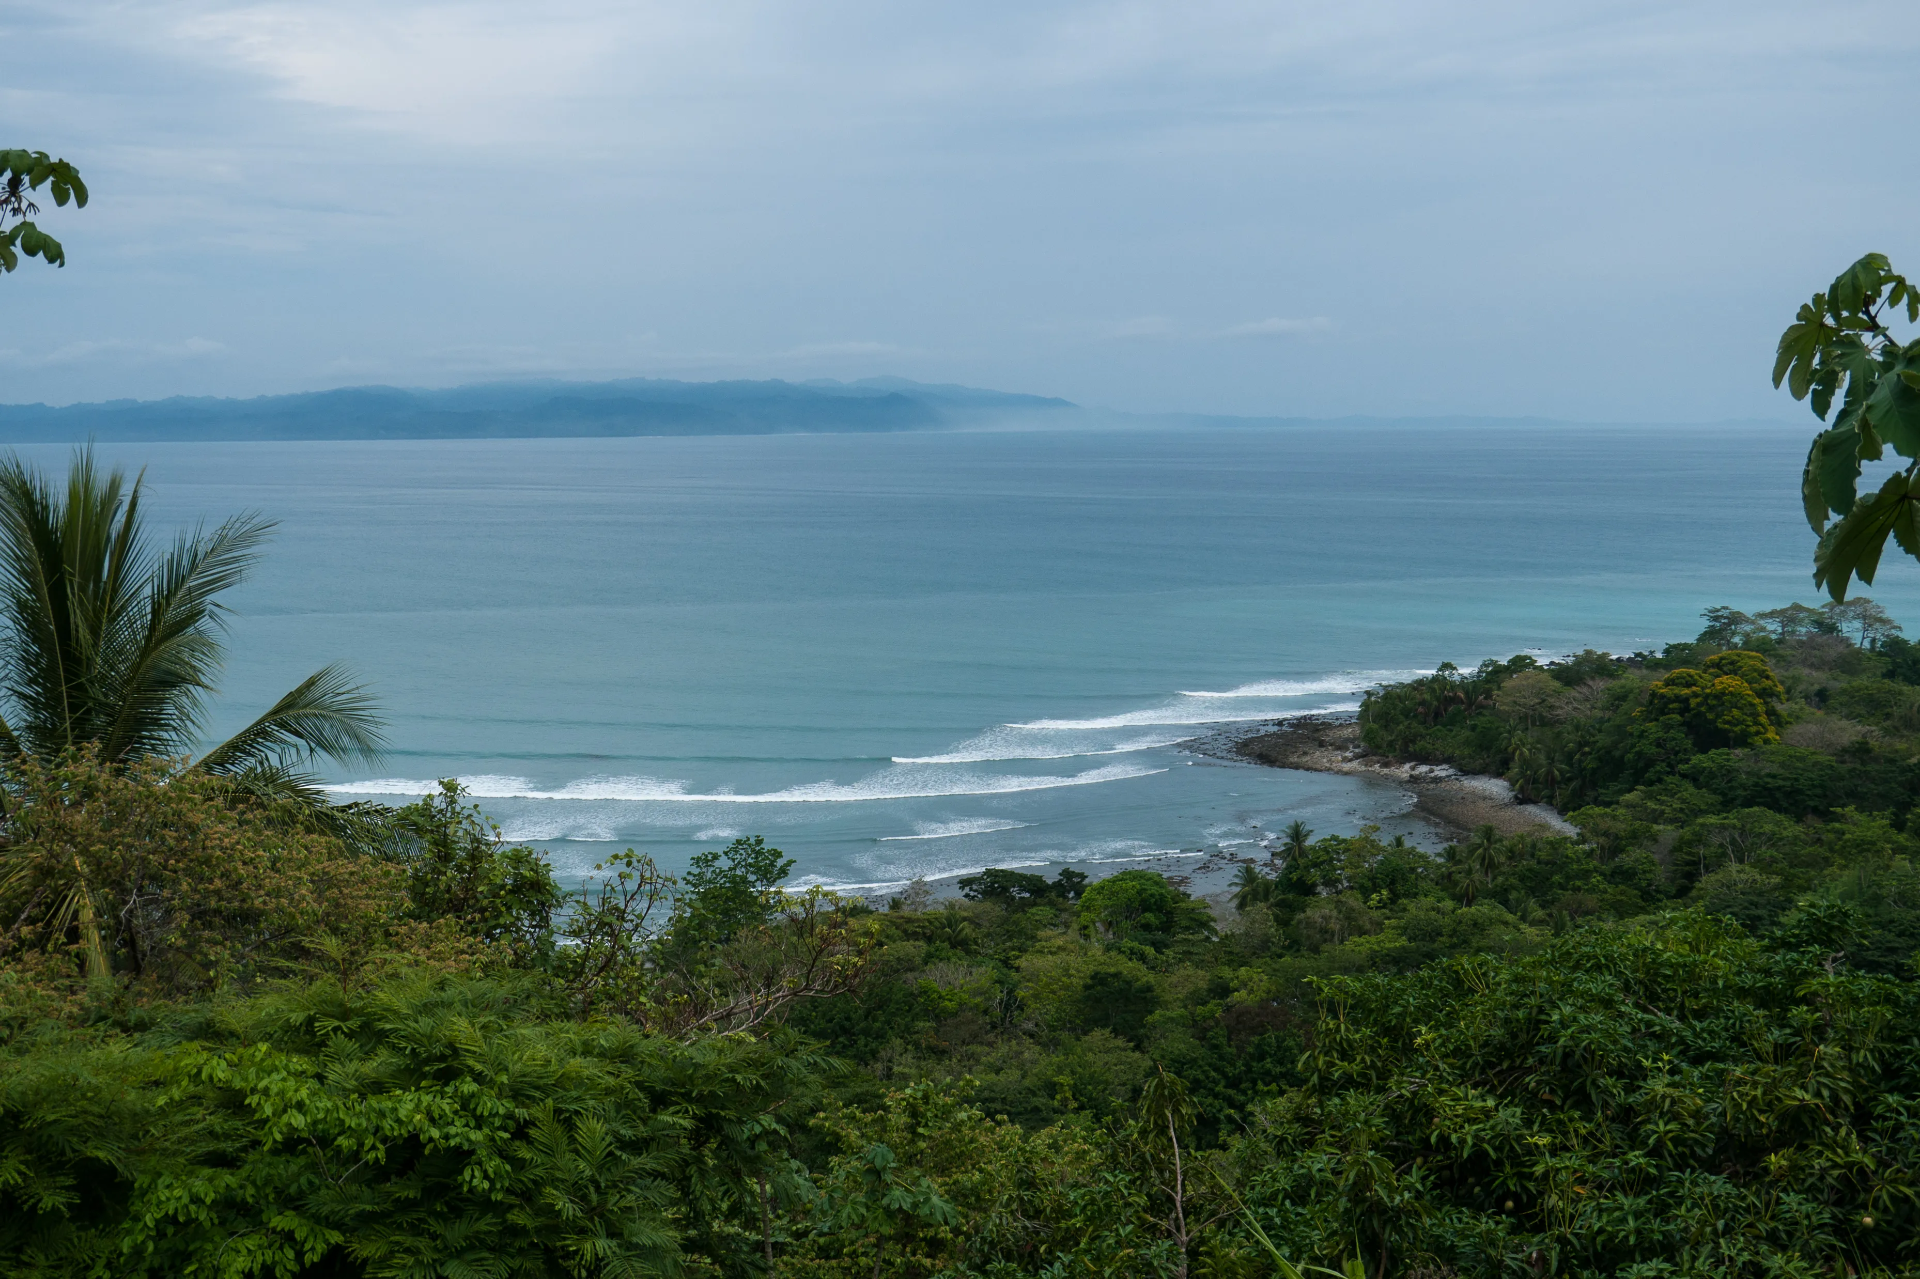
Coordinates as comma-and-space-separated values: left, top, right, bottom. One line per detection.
38, 423, 1911, 894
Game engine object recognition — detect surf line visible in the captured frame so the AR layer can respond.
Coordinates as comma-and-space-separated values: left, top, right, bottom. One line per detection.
328, 763, 1167, 803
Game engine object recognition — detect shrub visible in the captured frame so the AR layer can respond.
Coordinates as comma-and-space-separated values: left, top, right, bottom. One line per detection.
0, 971, 826, 1277
387, 780, 564, 968
0, 753, 400, 997
1643, 667, 1778, 749
1076, 871, 1213, 949
1233, 913, 1920, 1276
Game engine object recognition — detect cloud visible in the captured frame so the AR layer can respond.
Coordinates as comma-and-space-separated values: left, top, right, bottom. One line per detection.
0, 338, 227, 369
1, 1, 1915, 415
163, 2, 644, 148
1220, 317, 1335, 338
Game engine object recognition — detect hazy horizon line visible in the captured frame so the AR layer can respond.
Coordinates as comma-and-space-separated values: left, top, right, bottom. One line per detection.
0, 373, 1809, 431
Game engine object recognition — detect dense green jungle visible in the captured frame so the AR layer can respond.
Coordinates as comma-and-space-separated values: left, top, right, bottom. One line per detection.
5, 248, 1920, 1277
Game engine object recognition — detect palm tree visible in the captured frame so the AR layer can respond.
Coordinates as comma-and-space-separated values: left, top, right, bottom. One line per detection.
1504, 733, 1542, 802
1464, 824, 1505, 902
1230, 863, 1273, 912
1504, 890, 1542, 925
0, 450, 385, 784
1280, 820, 1313, 862
927, 902, 977, 952
0, 451, 386, 975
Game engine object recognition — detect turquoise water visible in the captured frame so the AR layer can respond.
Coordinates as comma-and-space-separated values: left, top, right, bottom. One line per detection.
39, 423, 1913, 893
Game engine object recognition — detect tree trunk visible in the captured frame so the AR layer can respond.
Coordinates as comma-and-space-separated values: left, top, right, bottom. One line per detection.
759, 1172, 773, 1267
1169, 1111, 1189, 1279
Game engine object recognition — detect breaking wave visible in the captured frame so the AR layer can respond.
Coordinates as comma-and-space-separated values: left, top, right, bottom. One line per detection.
893, 732, 1193, 764
1175, 671, 1428, 697
327, 762, 1165, 804
878, 819, 1031, 841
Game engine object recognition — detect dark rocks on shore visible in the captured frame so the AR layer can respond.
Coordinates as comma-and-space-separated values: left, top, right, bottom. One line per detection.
1234, 716, 1366, 772
1228, 714, 1575, 840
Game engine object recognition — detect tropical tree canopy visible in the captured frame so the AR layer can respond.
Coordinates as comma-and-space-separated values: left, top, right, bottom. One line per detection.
0, 450, 384, 796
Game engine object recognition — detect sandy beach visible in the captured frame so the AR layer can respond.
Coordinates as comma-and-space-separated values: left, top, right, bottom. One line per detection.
1229, 715, 1576, 839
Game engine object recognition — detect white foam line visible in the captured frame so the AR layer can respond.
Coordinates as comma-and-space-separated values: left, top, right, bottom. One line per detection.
894, 734, 1194, 764
1176, 670, 1431, 698
328, 762, 1167, 803
879, 820, 1031, 842
787, 858, 1054, 893
1009, 701, 1363, 730
1009, 709, 1281, 731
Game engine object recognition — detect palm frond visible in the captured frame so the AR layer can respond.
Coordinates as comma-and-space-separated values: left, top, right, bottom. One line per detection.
0, 448, 290, 763
0, 453, 97, 754
0, 449, 389, 846
0, 710, 24, 763
196, 664, 387, 777
197, 760, 400, 855
93, 510, 275, 761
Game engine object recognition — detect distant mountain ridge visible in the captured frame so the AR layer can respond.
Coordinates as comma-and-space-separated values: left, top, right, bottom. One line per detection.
0, 377, 1078, 442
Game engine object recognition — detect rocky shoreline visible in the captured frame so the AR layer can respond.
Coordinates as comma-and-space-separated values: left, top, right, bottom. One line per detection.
1225, 715, 1576, 839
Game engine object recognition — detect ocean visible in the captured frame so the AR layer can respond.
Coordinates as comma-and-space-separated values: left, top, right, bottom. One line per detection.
37, 421, 1909, 895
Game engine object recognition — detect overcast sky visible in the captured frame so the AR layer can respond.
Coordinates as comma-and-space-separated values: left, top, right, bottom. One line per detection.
1, 1, 1913, 417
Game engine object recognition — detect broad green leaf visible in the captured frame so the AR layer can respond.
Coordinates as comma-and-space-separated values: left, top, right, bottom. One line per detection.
1802, 439, 1828, 531
10, 223, 62, 266
1830, 370, 1873, 443
1856, 414, 1883, 462
1829, 252, 1892, 315
1826, 332, 1876, 379
1814, 423, 1864, 518
1866, 347, 1920, 457
1885, 276, 1919, 322
1810, 364, 1840, 419
1894, 471, 1920, 562
1774, 299, 1834, 401
1814, 469, 1912, 599
1813, 336, 1876, 423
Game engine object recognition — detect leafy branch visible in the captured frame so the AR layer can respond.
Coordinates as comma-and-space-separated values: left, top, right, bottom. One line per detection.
1775, 252, 1920, 598
0, 149, 87, 274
